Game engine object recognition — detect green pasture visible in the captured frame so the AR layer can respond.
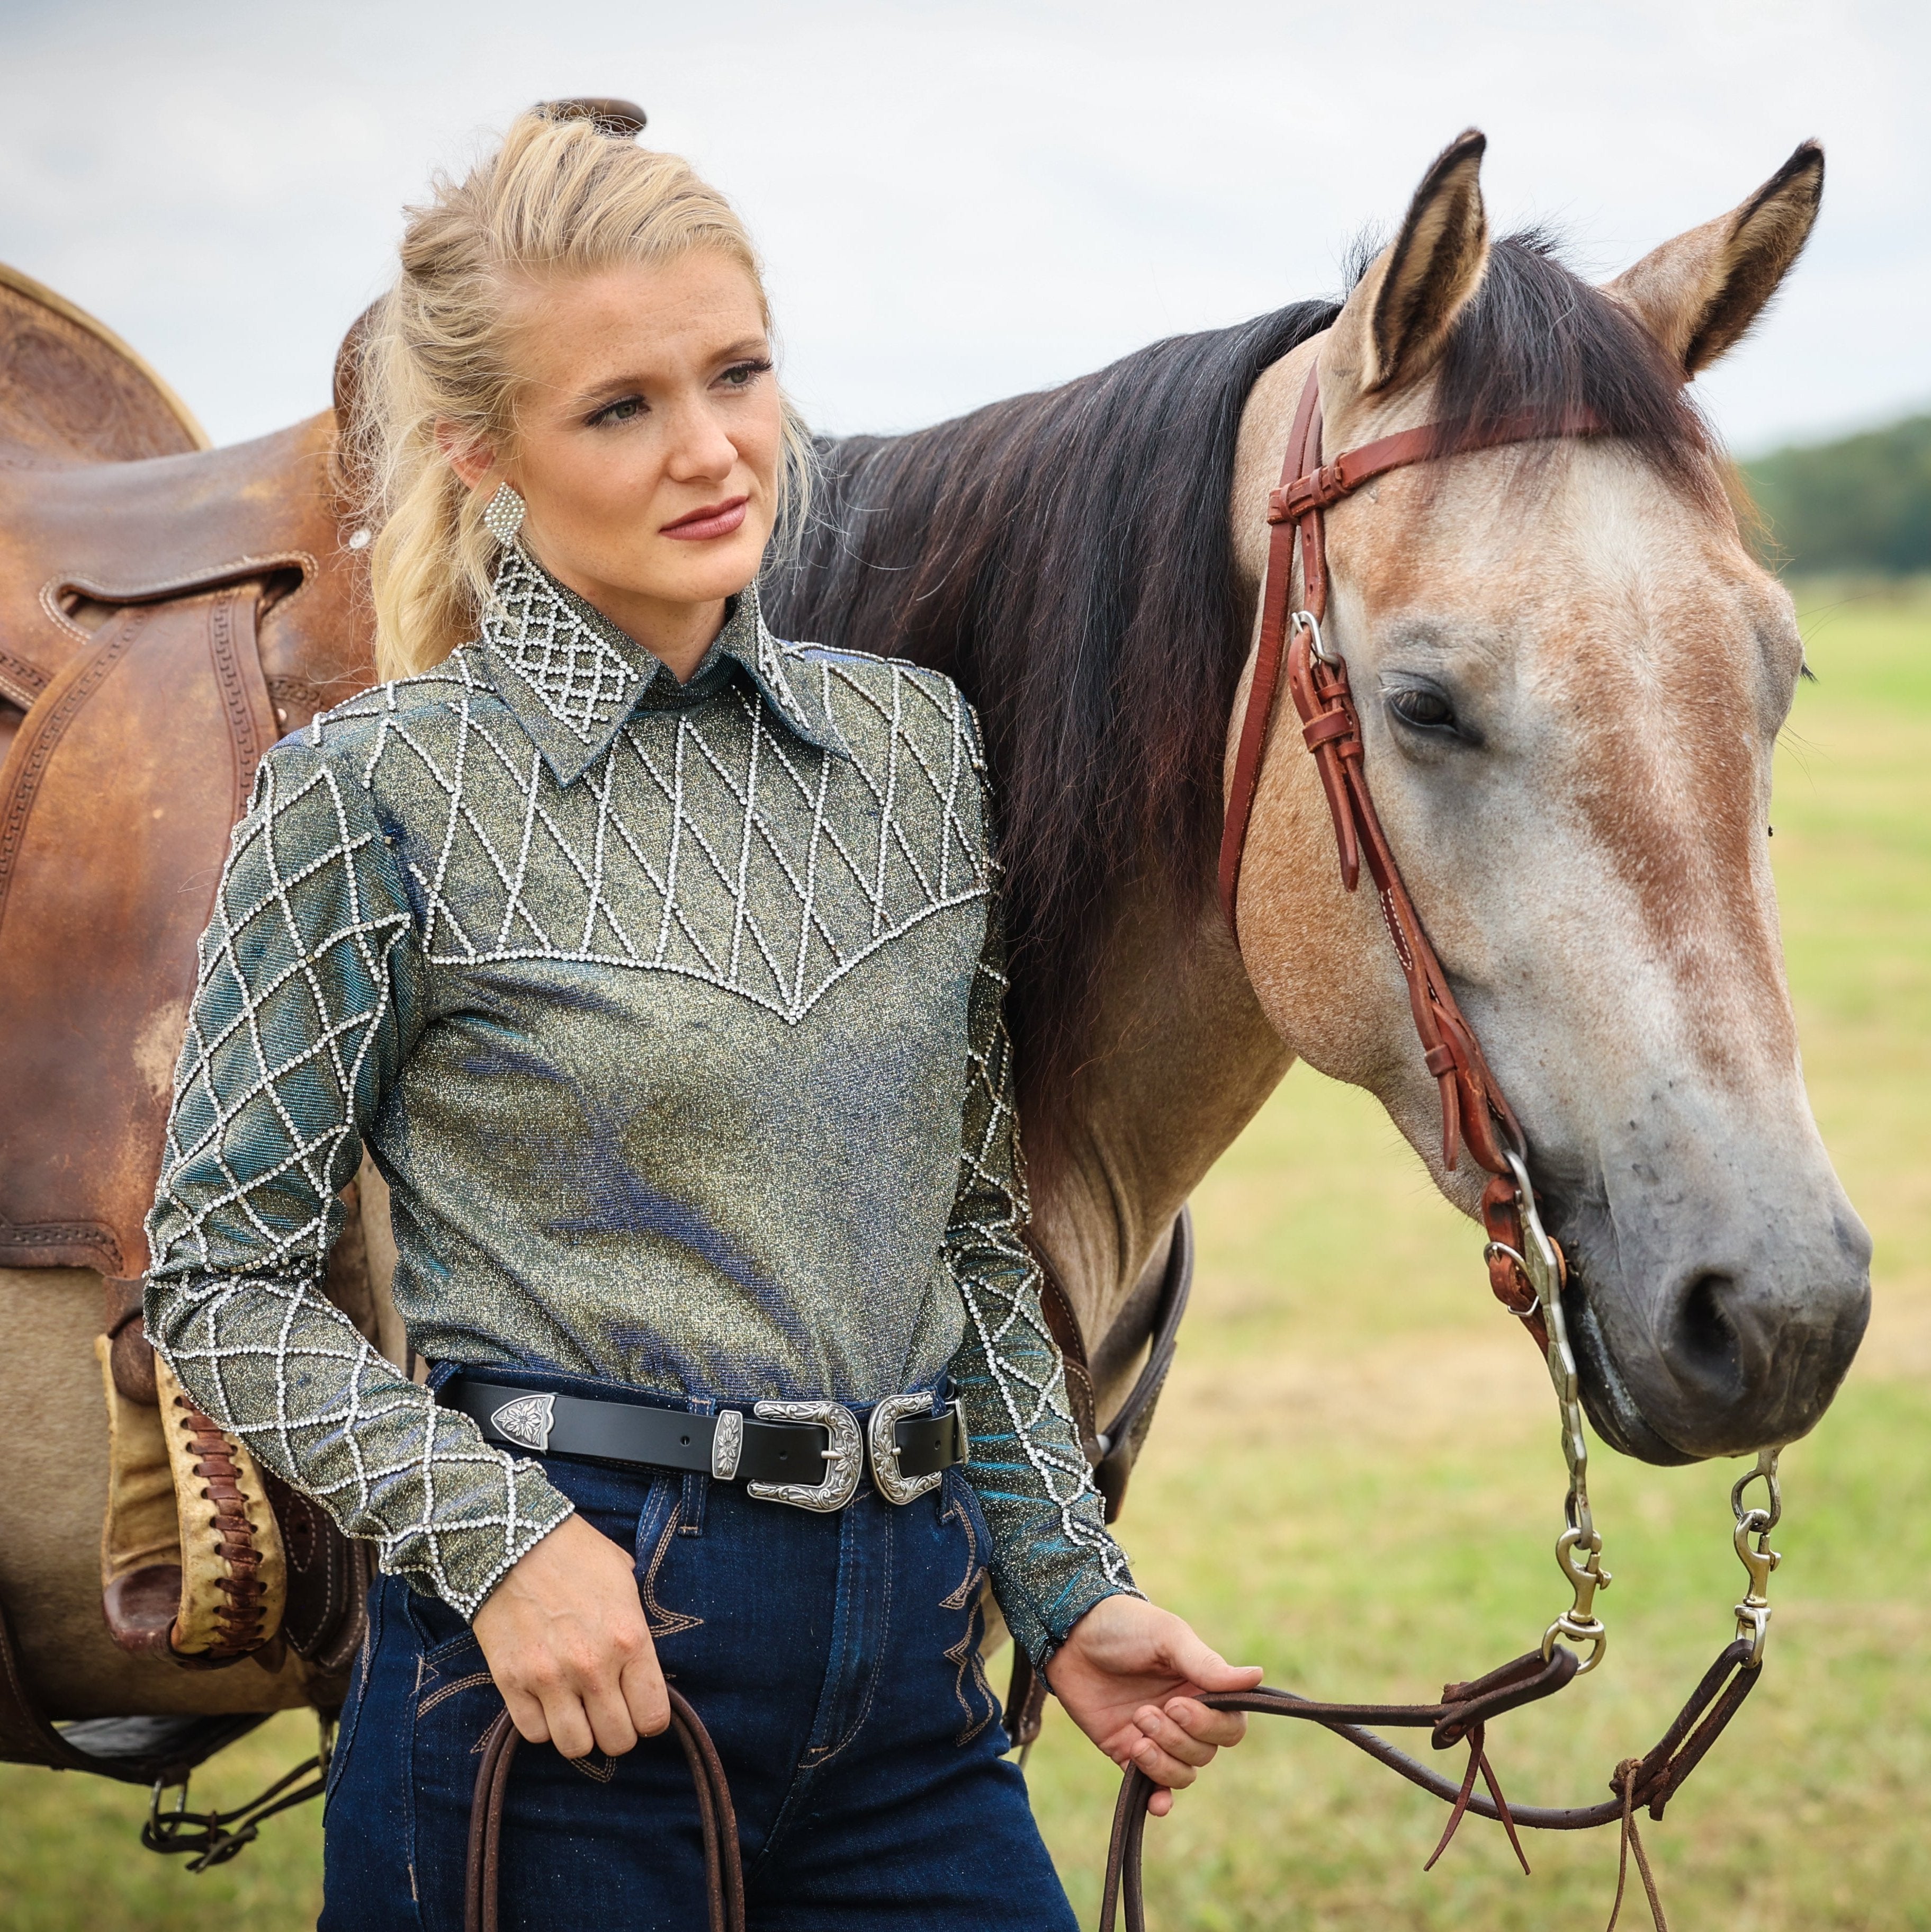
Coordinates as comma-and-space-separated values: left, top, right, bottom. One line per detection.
2, 581, 1925, 1930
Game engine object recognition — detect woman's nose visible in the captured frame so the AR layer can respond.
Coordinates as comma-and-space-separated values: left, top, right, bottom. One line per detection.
662, 401, 738, 483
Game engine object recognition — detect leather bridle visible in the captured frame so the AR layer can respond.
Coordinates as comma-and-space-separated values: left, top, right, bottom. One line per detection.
1089, 361, 1784, 1932
1220, 363, 1607, 1359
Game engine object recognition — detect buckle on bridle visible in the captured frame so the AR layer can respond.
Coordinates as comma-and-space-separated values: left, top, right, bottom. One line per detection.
1290, 608, 1339, 665
746, 1400, 864, 1512
1480, 1241, 1541, 1320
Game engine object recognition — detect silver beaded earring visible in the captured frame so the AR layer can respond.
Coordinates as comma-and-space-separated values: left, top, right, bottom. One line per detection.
483, 481, 526, 547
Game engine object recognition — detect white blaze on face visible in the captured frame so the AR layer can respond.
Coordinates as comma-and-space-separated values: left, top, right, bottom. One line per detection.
1268, 437, 1862, 1457
1335, 440, 1803, 1142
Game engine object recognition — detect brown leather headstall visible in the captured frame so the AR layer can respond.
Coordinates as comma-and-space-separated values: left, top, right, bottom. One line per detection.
1219, 367, 1604, 1351
1179, 366, 1792, 1931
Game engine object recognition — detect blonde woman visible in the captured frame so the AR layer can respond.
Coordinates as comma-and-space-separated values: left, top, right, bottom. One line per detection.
144, 109, 1256, 1929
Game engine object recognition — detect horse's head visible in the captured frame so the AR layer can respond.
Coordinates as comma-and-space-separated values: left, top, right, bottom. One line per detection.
1231, 132, 1869, 1465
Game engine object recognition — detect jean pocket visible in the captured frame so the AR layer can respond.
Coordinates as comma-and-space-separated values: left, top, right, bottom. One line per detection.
633, 1474, 703, 1638
407, 1586, 520, 1932
942, 1468, 995, 1590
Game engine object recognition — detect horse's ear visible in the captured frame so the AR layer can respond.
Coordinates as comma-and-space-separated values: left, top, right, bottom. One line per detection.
1606, 143, 1823, 377
1331, 129, 1490, 397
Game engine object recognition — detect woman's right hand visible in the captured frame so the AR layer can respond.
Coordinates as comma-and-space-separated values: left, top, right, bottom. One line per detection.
471, 1513, 667, 1758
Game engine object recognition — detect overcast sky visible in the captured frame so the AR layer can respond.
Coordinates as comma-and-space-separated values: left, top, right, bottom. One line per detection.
0, 0, 1923, 455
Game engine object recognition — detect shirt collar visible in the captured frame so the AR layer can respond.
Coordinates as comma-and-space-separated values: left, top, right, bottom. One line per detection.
477, 543, 850, 787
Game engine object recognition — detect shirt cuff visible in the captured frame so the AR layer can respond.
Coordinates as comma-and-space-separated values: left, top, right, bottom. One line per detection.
380, 1456, 577, 1620
991, 1544, 1142, 1669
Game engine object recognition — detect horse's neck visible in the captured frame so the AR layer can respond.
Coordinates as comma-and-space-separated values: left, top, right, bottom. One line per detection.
1029, 875, 1291, 1401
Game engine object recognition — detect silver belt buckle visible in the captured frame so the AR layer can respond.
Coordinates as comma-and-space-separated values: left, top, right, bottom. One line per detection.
869, 1392, 948, 1505
747, 1400, 864, 1512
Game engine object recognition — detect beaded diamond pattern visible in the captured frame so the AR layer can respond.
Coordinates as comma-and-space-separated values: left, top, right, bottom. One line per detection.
484, 542, 639, 744
331, 642, 989, 1024
950, 955, 1134, 1602
149, 756, 563, 1614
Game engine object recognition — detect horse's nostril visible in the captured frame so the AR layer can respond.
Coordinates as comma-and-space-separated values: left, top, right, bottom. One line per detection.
1833, 1212, 1874, 1269
1674, 1272, 1744, 1389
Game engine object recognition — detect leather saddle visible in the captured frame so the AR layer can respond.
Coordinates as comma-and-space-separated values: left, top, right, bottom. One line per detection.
0, 263, 376, 1282
0, 262, 379, 1678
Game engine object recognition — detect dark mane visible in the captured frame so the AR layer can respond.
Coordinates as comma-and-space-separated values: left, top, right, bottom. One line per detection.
761, 235, 1714, 1169
764, 300, 1338, 1167
1432, 230, 1717, 498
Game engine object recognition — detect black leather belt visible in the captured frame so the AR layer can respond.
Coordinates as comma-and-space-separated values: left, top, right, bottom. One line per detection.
444, 1377, 967, 1513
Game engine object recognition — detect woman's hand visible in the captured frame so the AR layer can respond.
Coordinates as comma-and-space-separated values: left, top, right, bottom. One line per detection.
471, 1514, 667, 1759
1044, 1594, 1262, 1817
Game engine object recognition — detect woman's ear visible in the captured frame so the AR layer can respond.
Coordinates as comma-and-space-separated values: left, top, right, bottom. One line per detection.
436, 420, 500, 495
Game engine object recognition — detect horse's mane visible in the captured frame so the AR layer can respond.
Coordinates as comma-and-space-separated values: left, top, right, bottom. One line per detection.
762, 299, 1337, 1167
762, 235, 1712, 1171
1429, 229, 1717, 500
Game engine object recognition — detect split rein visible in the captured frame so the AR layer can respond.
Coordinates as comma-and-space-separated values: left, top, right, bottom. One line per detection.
466, 1691, 745, 1932
1086, 366, 1790, 1929
465, 369, 1790, 1931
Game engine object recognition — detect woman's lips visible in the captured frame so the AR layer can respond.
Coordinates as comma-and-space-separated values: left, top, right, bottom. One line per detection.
660, 496, 748, 541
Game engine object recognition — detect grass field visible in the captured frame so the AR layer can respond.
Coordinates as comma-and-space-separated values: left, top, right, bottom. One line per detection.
2, 580, 1925, 1930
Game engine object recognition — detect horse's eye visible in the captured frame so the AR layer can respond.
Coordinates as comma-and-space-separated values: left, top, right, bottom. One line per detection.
1388, 686, 1457, 732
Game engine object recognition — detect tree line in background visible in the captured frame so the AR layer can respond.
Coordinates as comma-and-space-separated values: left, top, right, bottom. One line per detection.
1741, 413, 1931, 577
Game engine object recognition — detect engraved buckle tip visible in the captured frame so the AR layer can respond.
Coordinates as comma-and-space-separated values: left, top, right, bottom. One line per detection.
489, 1393, 555, 1455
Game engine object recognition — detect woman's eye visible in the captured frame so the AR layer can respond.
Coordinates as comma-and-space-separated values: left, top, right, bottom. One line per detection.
718, 359, 772, 389
590, 396, 645, 427
1388, 687, 1457, 732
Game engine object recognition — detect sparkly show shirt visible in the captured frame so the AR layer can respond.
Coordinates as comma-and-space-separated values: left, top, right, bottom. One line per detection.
143, 552, 1131, 1661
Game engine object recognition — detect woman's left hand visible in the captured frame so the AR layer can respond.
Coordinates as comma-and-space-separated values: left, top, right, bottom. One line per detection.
1044, 1594, 1263, 1815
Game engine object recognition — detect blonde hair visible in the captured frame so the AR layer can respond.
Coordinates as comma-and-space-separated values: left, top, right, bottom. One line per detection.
351, 110, 814, 681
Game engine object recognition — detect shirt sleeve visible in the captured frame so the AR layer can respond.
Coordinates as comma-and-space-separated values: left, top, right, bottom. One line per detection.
944, 895, 1138, 1667
142, 730, 574, 1618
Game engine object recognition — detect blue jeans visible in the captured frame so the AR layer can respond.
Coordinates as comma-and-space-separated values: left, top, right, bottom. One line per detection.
319, 1371, 1076, 1931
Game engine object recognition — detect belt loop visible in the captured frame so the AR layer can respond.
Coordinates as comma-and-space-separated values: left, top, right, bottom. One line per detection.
680, 1396, 713, 1537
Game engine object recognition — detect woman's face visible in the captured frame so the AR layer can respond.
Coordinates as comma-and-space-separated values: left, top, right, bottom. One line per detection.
465, 249, 783, 638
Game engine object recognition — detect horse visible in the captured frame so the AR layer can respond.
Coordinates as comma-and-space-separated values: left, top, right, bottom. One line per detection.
0, 131, 1867, 1806
764, 129, 1869, 1461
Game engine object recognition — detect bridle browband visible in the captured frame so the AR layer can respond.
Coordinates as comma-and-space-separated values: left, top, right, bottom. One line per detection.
1219, 364, 1606, 1356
